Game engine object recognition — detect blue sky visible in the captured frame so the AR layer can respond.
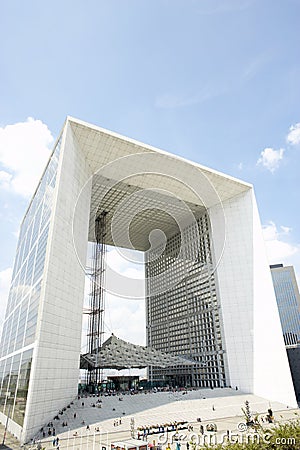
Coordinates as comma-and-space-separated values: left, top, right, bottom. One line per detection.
0, 0, 300, 346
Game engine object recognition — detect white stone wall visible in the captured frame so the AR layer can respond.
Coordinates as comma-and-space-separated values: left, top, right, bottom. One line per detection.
21, 123, 93, 442
210, 190, 254, 393
251, 192, 297, 406
210, 189, 297, 406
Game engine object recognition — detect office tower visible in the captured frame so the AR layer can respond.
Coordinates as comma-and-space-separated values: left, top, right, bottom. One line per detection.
270, 264, 300, 401
270, 264, 300, 347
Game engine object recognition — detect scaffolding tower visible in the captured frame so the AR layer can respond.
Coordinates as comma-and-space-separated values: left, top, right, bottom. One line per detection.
86, 211, 108, 385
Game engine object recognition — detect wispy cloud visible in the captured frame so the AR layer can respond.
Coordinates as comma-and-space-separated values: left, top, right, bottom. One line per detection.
242, 52, 273, 82
256, 147, 285, 173
156, 52, 269, 111
195, 0, 254, 15
155, 84, 226, 109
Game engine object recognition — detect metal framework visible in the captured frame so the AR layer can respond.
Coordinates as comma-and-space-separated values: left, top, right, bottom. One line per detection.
86, 211, 108, 385
80, 334, 194, 370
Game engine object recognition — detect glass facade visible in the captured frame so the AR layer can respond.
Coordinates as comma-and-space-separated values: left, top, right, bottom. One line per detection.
146, 213, 226, 388
271, 265, 300, 347
0, 139, 61, 426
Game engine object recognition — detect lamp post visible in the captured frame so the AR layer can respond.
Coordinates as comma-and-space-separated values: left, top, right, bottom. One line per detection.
2, 391, 11, 446
130, 417, 135, 438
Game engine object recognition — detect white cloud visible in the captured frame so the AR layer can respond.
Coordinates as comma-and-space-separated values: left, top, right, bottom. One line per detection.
0, 267, 12, 328
106, 247, 143, 272
104, 294, 146, 345
82, 248, 146, 352
280, 225, 292, 234
0, 170, 12, 189
287, 122, 300, 146
262, 222, 300, 283
256, 147, 285, 173
0, 117, 54, 198
105, 247, 145, 297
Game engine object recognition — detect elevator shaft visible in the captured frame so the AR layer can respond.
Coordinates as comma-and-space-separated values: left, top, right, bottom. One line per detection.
87, 211, 108, 385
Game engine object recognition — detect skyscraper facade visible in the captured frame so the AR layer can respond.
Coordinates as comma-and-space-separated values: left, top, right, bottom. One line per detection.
0, 138, 61, 432
146, 213, 226, 388
0, 117, 297, 443
270, 264, 300, 347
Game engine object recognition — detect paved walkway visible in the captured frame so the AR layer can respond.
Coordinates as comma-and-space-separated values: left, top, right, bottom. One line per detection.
0, 421, 22, 449
2, 389, 299, 449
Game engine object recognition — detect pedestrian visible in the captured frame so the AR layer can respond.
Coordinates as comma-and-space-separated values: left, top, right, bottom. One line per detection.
74, 412, 77, 419
53, 438, 56, 446
200, 425, 204, 435
82, 401, 84, 407
186, 443, 189, 450
86, 424, 90, 431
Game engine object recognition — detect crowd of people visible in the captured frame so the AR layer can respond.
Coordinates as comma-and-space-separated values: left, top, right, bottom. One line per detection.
137, 421, 188, 439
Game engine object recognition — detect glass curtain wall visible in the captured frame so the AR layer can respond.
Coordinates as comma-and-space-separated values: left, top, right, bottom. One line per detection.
0, 139, 61, 426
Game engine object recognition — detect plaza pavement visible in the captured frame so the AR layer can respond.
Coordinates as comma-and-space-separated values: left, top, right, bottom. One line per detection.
19, 388, 298, 449
0, 388, 300, 450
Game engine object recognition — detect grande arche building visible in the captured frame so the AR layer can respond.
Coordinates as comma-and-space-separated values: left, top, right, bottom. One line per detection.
0, 117, 297, 443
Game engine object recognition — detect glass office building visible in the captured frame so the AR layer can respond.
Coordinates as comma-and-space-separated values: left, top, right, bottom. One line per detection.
0, 117, 297, 443
270, 264, 300, 347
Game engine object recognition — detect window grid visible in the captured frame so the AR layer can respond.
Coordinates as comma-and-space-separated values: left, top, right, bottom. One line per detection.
0, 139, 61, 426
146, 213, 226, 388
